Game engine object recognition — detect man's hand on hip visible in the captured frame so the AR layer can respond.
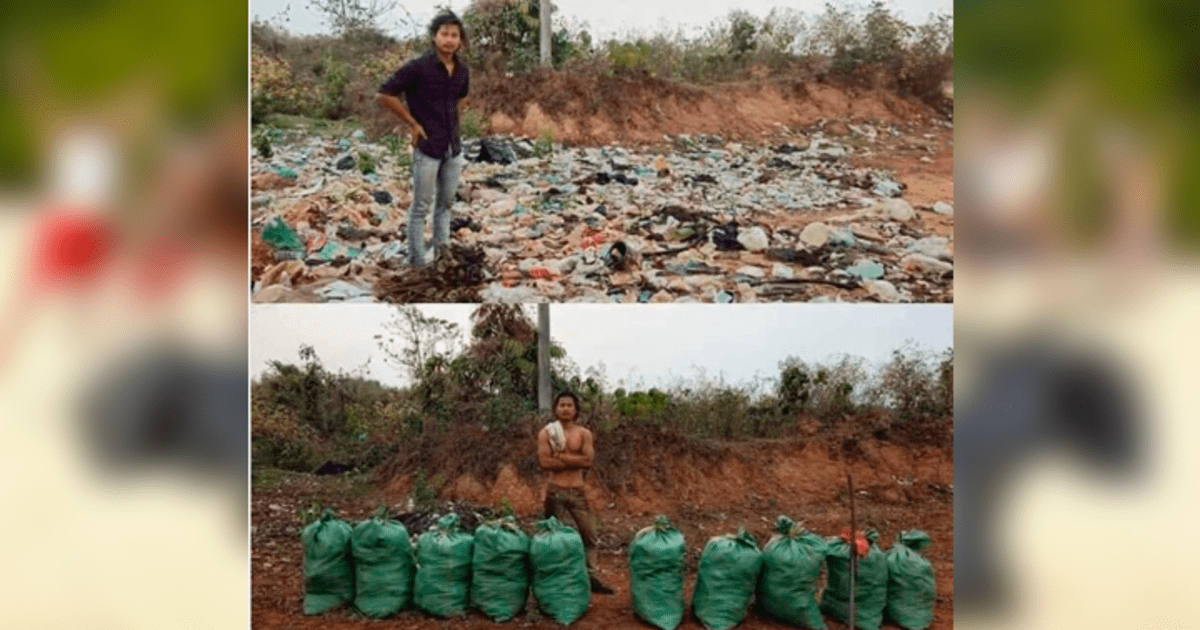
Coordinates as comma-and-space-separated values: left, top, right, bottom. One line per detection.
410, 124, 427, 148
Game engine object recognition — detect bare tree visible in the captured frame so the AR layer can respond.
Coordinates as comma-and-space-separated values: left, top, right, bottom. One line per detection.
374, 305, 461, 382
308, 0, 399, 36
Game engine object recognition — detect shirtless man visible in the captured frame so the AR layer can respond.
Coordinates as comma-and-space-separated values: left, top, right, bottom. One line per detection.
537, 391, 615, 594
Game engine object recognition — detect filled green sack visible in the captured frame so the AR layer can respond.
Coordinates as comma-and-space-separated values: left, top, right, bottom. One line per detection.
302, 509, 355, 615
885, 530, 936, 630
350, 508, 415, 618
692, 528, 763, 630
822, 530, 888, 630
530, 516, 591, 625
629, 516, 686, 630
413, 513, 474, 617
757, 516, 828, 629
471, 516, 531, 622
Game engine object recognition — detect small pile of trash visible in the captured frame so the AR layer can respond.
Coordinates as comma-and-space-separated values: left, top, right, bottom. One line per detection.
374, 243, 487, 303
392, 502, 488, 538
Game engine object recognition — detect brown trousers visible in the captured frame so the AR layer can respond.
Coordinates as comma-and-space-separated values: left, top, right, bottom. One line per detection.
543, 484, 600, 575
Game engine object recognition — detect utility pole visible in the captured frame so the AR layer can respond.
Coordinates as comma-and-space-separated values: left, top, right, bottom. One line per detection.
848, 473, 857, 629
539, 0, 551, 67
538, 303, 551, 415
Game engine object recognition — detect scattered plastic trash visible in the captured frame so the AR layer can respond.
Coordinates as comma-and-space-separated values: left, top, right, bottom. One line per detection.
900, 253, 953, 275
316, 280, 374, 301
878, 198, 916, 222
800, 222, 831, 248
864, 279, 903, 302
734, 265, 766, 280
907, 237, 953, 262
475, 138, 516, 164
602, 241, 629, 269
261, 217, 304, 252
845, 259, 885, 280
736, 226, 769, 251
829, 228, 857, 248
251, 130, 952, 303
872, 179, 903, 197
711, 223, 743, 251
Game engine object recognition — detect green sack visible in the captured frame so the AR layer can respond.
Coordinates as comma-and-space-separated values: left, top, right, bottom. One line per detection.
757, 516, 827, 629
301, 509, 355, 615
885, 531, 936, 630
629, 516, 686, 630
350, 508, 415, 618
471, 516, 531, 622
692, 528, 763, 630
530, 516, 591, 625
822, 530, 888, 630
413, 513, 474, 617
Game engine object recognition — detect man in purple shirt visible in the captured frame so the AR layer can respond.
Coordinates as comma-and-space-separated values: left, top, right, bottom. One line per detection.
376, 11, 470, 266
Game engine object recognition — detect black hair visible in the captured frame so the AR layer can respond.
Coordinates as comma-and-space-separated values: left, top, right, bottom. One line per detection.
553, 391, 581, 420
428, 10, 468, 50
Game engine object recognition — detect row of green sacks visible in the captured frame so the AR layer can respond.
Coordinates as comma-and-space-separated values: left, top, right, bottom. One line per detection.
303, 509, 590, 624
670, 516, 936, 630
304, 508, 935, 630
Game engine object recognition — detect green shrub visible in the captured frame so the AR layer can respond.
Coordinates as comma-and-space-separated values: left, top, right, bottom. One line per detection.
253, 129, 273, 158
252, 430, 316, 471
462, 0, 588, 73
411, 468, 443, 511
358, 149, 377, 174
534, 128, 554, 157
321, 55, 351, 118
460, 107, 486, 138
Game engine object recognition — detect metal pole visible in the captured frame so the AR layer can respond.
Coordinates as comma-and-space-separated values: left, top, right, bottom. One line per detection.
539, 0, 551, 67
538, 303, 551, 415
848, 473, 857, 630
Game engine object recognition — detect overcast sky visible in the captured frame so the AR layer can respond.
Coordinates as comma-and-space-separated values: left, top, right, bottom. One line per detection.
251, 304, 952, 389
252, 0, 952, 41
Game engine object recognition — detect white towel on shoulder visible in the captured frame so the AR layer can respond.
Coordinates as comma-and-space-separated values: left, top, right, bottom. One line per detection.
546, 420, 566, 453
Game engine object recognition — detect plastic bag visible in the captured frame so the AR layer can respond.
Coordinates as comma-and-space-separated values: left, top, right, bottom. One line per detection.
413, 513, 474, 617
692, 528, 763, 630
885, 530, 936, 630
471, 516, 531, 621
301, 509, 355, 615
629, 516, 686, 630
530, 516, 590, 624
757, 516, 827, 629
350, 508, 415, 617
822, 529, 888, 630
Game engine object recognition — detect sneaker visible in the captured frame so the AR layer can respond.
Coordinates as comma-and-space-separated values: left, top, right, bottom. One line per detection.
589, 576, 615, 595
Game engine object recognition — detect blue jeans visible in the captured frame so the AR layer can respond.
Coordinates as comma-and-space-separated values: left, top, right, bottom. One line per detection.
408, 147, 464, 266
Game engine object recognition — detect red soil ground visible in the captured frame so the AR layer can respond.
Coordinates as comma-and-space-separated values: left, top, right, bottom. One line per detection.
252, 435, 953, 629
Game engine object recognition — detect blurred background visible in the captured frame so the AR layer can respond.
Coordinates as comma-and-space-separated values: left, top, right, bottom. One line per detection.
955, 0, 1200, 628
0, 0, 248, 628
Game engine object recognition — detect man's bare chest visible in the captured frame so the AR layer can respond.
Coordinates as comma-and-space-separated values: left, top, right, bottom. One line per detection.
563, 430, 585, 453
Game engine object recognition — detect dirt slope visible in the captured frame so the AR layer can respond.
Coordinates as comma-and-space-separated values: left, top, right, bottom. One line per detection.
470, 73, 942, 146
